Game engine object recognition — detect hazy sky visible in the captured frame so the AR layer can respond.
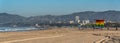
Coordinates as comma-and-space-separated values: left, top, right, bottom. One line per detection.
0, 0, 120, 17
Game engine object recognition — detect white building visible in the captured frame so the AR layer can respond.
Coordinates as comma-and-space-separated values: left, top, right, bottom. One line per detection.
35, 24, 41, 27
69, 20, 74, 24
82, 20, 90, 25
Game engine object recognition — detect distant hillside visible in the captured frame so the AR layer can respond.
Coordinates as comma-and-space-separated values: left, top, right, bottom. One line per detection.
68, 10, 120, 21
0, 13, 25, 24
27, 10, 120, 23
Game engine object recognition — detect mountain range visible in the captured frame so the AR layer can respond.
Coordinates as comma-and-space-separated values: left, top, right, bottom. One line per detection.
0, 10, 120, 26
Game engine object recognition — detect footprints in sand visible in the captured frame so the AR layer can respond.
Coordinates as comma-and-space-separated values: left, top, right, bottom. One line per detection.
93, 33, 120, 43
92, 33, 120, 36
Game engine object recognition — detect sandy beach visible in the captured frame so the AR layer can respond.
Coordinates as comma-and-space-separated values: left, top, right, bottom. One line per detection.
0, 27, 120, 43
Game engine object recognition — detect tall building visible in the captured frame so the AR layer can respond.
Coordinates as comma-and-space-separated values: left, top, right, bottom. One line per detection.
75, 16, 80, 23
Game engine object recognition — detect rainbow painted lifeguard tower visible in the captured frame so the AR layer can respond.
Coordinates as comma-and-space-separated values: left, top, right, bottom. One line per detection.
95, 20, 104, 29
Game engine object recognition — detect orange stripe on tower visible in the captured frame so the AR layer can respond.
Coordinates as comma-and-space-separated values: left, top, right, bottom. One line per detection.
96, 20, 104, 25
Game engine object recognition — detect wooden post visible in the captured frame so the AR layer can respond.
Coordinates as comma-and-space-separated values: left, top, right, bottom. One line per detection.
107, 27, 109, 30
115, 23, 118, 30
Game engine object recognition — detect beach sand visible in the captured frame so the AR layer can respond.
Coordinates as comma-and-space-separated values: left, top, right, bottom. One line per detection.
0, 27, 120, 43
